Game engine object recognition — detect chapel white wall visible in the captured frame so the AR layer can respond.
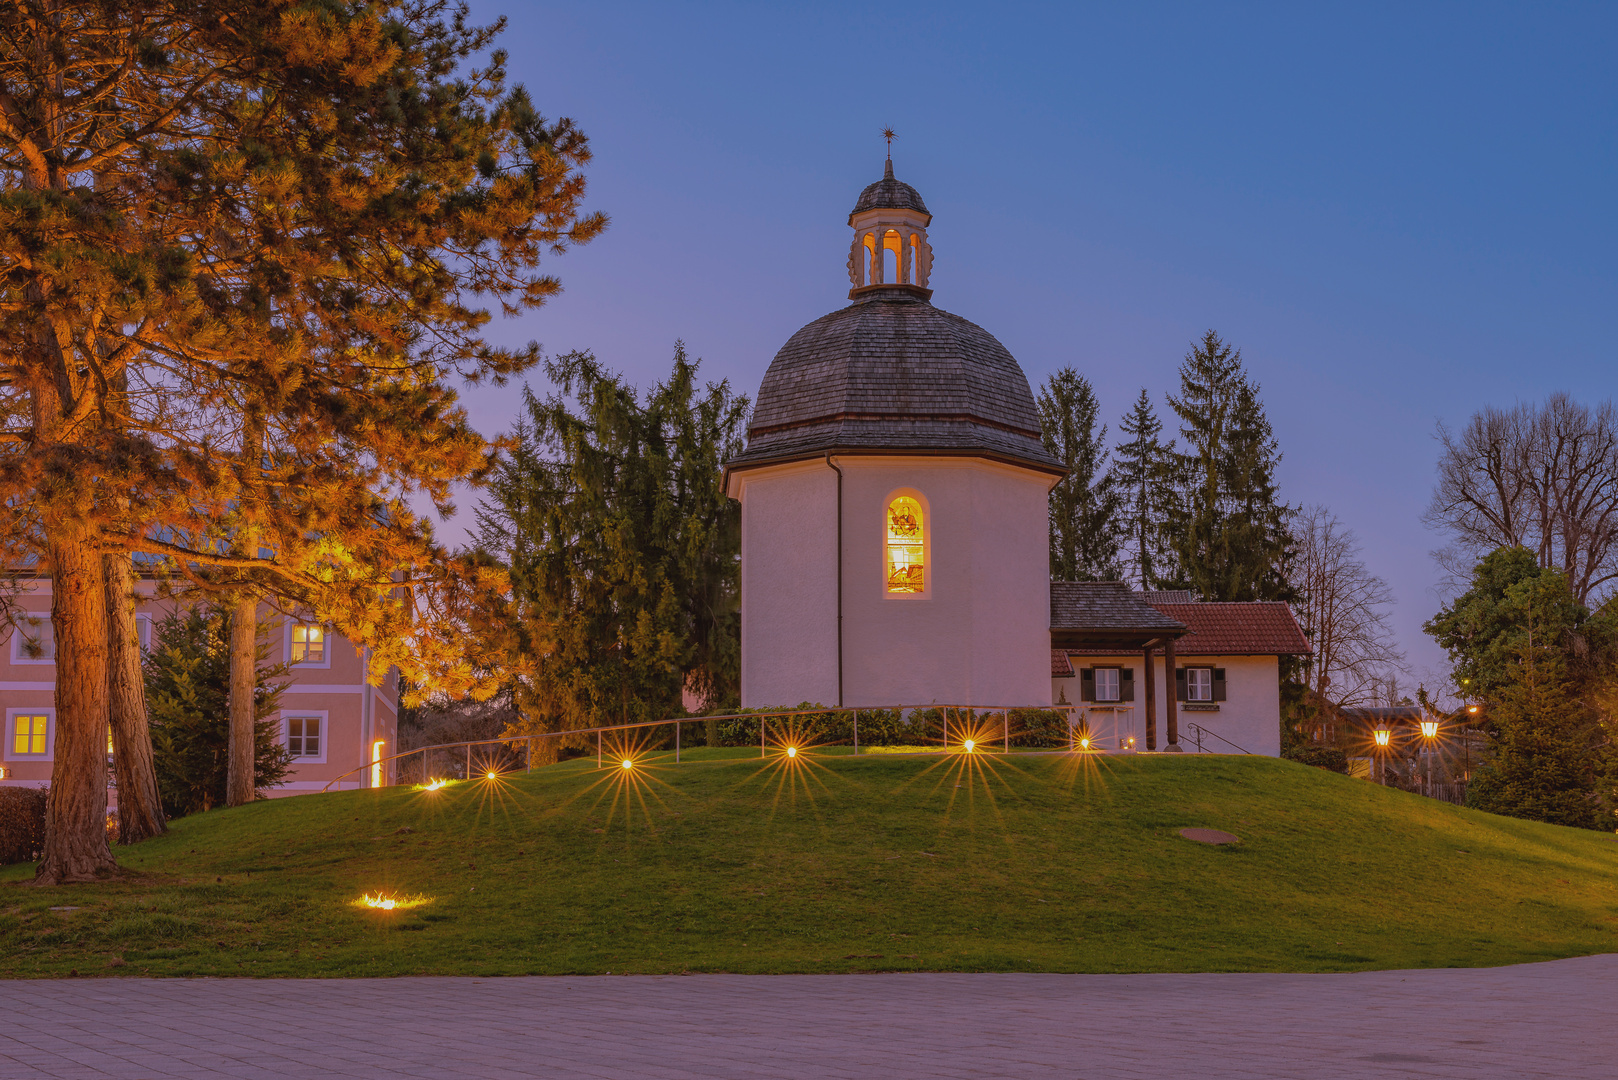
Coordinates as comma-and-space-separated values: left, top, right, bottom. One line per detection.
733, 455, 1053, 709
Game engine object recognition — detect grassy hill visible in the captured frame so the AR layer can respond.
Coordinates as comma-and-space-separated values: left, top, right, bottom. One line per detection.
3, 749, 1616, 977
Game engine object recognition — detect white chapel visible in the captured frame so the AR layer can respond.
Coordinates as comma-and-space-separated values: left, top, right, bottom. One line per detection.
724, 159, 1065, 710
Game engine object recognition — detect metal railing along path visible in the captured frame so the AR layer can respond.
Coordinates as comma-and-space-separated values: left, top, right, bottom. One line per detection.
319, 701, 1156, 792
1185, 722, 1253, 755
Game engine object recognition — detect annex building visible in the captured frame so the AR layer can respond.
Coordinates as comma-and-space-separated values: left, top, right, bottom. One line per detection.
724, 160, 1309, 755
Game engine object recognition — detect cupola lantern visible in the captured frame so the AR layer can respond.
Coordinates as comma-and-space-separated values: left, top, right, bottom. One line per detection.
847, 158, 934, 295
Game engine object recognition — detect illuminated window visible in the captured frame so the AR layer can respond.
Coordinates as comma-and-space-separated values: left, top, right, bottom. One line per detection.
10, 713, 49, 756
885, 496, 925, 593
291, 623, 325, 665
287, 716, 322, 759
10, 617, 55, 664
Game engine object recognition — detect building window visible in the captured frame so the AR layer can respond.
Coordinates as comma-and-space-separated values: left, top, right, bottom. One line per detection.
1178, 667, 1225, 703
291, 623, 326, 665
286, 716, 322, 759
1094, 667, 1120, 702
885, 496, 925, 594
135, 614, 152, 652
8, 712, 51, 758
10, 617, 55, 664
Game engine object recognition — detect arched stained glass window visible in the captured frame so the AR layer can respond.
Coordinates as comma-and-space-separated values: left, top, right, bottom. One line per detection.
886, 496, 925, 593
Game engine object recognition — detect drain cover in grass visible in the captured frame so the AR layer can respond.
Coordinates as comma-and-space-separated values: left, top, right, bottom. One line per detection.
1179, 828, 1240, 845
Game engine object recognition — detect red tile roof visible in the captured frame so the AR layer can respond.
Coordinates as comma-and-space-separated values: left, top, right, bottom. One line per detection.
1051, 650, 1075, 677
1152, 602, 1312, 657
1055, 601, 1313, 660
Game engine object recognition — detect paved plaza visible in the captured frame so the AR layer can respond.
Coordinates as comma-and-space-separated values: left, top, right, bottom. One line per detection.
2, 955, 1613, 1079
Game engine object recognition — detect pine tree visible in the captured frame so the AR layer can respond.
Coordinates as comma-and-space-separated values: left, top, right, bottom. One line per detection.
1109, 389, 1174, 589
1038, 368, 1123, 581
1163, 332, 1292, 601
0, 4, 604, 881
144, 609, 291, 819
476, 346, 748, 752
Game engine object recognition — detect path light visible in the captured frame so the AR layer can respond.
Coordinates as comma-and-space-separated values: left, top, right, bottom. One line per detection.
786, 746, 797, 758
1079, 736, 1091, 750
1374, 727, 1391, 747
621, 758, 635, 770
962, 739, 976, 753
1420, 720, 1439, 739
485, 770, 498, 780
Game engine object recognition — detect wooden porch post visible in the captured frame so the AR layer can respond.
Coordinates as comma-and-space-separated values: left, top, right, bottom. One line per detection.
1164, 637, 1181, 751
1142, 645, 1157, 751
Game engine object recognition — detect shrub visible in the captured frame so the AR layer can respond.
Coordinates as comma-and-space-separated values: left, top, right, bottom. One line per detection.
1283, 745, 1350, 774
0, 786, 47, 865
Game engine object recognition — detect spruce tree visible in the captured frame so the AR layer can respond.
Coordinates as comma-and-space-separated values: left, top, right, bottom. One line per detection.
144, 609, 291, 819
1109, 389, 1174, 589
476, 345, 748, 751
1163, 332, 1292, 601
1038, 368, 1123, 581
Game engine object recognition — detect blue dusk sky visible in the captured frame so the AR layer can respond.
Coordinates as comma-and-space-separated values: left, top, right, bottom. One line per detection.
455, 1, 1616, 689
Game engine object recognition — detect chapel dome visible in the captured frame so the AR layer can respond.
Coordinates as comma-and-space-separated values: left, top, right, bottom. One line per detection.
728, 289, 1061, 473
849, 159, 930, 220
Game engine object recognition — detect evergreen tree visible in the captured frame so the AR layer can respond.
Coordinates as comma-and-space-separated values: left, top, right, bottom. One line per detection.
476, 345, 748, 752
1038, 368, 1123, 581
0, 4, 603, 881
144, 609, 290, 819
1109, 389, 1175, 589
1163, 331, 1292, 601
1426, 546, 1614, 828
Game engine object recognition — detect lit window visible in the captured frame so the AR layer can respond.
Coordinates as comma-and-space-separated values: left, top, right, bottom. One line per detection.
10, 617, 55, 663
291, 623, 325, 664
1186, 667, 1214, 702
885, 496, 925, 593
11, 714, 49, 756
287, 716, 322, 759
1094, 668, 1120, 702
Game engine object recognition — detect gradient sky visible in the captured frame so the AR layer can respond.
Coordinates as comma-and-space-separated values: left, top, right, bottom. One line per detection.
452, 1, 1617, 690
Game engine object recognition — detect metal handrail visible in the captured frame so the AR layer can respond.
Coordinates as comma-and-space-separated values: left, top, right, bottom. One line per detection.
1185, 722, 1252, 755
320, 702, 1085, 792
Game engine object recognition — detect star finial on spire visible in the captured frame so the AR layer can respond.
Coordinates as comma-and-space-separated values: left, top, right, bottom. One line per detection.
882, 126, 897, 160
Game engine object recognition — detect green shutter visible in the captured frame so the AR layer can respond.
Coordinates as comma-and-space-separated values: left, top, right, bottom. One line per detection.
1120, 667, 1135, 702
1212, 668, 1227, 702
1174, 667, 1187, 702
1079, 668, 1095, 703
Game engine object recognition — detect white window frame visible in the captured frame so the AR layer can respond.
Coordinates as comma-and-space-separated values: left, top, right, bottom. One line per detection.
282, 711, 328, 764
5, 708, 55, 761
9, 615, 56, 665
1186, 667, 1214, 702
286, 620, 332, 669
1093, 667, 1121, 702
135, 613, 152, 652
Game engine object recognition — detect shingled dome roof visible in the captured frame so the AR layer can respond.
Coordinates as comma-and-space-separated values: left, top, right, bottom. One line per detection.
728, 289, 1062, 473
850, 159, 930, 220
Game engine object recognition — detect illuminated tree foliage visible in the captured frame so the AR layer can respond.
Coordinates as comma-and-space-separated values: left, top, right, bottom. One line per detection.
0, 1, 603, 882
476, 346, 747, 753
1162, 331, 1292, 602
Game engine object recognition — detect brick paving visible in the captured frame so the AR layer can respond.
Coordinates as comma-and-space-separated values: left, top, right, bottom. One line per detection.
2, 955, 1613, 1079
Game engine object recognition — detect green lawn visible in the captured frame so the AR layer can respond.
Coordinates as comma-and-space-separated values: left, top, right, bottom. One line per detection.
3, 749, 1616, 977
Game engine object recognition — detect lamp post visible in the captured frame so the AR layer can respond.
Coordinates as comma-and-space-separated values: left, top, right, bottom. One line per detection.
1373, 724, 1391, 785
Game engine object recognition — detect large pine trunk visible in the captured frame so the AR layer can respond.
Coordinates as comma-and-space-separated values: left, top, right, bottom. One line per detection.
104, 553, 166, 842
36, 533, 117, 884
226, 595, 258, 806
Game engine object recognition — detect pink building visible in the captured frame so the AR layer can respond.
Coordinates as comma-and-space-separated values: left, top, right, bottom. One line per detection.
1, 577, 399, 798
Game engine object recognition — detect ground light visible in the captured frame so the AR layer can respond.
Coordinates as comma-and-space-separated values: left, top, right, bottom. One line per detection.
786, 746, 797, 758
486, 770, 498, 780
962, 739, 976, 753
621, 758, 635, 770
1079, 736, 1092, 750
419, 779, 448, 792
355, 894, 430, 912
